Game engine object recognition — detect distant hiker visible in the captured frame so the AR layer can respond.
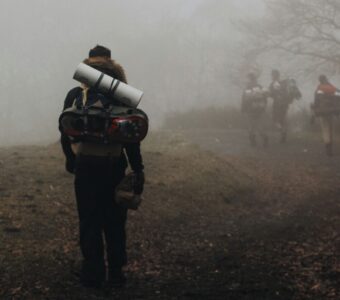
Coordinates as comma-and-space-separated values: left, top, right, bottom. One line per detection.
241, 72, 269, 147
312, 75, 340, 156
269, 69, 302, 143
59, 45, 146, 288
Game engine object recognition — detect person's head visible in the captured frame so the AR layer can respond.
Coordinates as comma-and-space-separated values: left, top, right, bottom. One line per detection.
271, 69, 280, 81
319, 74, 329, 85
83, 45, 115, 81
88, 45, 111, 58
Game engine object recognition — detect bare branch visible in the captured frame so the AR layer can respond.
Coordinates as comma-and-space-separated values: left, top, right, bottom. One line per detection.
239, 0, 340, 72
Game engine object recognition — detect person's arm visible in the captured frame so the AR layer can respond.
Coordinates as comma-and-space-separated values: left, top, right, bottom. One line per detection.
59, 87, 82, 173
124, 143, 144, 195
61, 134, 76, 173
295, 88, 302, 100
115, 64, 144, 193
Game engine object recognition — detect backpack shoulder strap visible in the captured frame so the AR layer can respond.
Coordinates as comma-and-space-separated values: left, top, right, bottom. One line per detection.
82, 88, 89, 107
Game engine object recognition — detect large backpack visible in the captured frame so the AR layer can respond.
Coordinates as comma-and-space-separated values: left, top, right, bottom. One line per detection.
312, 87, 340, 117
59, 88, 148, 145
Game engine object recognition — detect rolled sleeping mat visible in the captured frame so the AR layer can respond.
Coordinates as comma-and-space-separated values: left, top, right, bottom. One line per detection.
73, 63, 144, 108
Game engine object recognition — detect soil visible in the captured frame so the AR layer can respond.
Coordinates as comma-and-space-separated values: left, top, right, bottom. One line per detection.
0, 129, 339, 299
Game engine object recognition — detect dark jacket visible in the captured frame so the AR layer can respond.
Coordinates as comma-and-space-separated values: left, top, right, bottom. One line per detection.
269, 79, 301, 107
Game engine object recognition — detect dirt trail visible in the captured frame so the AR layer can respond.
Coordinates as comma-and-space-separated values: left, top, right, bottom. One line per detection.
0, 130, 339, 299
183, 128, 340, 299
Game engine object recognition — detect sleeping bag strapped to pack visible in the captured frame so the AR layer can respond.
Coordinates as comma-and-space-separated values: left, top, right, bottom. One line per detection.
59, 89, 148, 145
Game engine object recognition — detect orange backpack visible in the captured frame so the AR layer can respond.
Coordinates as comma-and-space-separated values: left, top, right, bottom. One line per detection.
317, 84, 337, 95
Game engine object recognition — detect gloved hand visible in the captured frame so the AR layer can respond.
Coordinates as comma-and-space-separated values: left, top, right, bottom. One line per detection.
66, 158, 75, 174
133, 171, 144, 195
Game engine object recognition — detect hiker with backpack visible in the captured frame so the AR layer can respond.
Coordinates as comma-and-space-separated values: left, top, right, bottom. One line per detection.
312, 75, 340, 156
241, 73, 269, 147
269, 69, 302, 143
59, 45, 146, 288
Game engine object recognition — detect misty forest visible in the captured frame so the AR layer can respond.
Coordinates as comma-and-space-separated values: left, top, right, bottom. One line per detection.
0, 0, 340, 299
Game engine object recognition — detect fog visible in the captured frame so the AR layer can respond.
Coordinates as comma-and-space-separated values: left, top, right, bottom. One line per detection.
0, 0, 328, 146
2, 2, 340, 298
0, 0, 264, 146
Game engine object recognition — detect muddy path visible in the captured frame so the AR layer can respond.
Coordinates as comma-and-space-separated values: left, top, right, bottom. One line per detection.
0, 130, 339, 299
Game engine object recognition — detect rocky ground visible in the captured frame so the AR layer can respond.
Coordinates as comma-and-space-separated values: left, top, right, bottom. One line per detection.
0, 130, 339, 299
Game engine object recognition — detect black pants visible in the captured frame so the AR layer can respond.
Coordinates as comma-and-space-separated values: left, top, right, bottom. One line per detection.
74, 155, 127, 281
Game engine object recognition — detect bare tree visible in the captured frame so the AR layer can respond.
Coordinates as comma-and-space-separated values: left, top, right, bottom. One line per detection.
240, 0, 340, 73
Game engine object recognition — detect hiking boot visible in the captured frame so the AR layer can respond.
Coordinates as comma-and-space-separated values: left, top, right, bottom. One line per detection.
80, 277, 103, 288
79, 260, 106, 288
108, 268, 127, 288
